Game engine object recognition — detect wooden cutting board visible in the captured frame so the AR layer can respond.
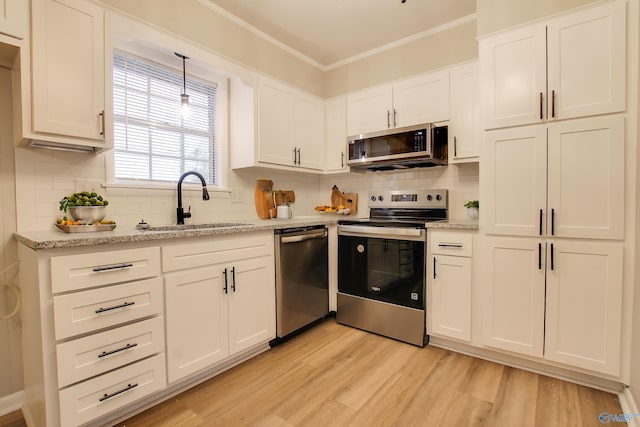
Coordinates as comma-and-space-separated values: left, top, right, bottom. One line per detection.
254, 179, 273, 219
331, 185, 357, 215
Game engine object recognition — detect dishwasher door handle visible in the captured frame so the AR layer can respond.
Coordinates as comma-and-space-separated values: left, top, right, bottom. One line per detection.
281, 230, 327, 243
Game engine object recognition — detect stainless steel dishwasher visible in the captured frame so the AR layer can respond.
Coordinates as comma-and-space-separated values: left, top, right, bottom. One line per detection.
274, 225, 329, 340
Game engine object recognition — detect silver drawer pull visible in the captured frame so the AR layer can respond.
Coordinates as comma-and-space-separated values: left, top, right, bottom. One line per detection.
99, 383, 138, 402
92, 263, 134, 272
95, 301, 135, 314
98, 343, 138, 358
438, 243, 463, 248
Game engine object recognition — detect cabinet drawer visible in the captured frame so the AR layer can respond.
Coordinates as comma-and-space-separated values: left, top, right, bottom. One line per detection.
51, 247, 161, 293
162, 232, 273, 272
56, 317, 165, 388
58, 354, 166, 427
53, 277, 164, 340
430, 231, 473, 257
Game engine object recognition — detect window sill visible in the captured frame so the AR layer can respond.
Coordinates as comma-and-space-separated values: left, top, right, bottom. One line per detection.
102, 181, 230, 194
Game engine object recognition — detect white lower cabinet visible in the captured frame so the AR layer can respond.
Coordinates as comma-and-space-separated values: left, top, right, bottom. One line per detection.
428, 231, 473, 342
163, 232, 276, 383
483, 237, 623, 376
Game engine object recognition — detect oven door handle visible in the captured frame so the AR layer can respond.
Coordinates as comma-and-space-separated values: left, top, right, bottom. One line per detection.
338, 225, 425, 240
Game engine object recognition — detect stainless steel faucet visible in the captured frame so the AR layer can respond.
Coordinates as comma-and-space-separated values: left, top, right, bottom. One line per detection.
177, 171, 210, 224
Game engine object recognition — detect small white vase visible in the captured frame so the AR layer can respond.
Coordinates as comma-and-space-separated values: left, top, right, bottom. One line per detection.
466, 207, 479, 219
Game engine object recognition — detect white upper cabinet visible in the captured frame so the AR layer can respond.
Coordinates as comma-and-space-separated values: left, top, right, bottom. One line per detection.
293, 93, 325, 170
257, 76, 324, 171
547, 116, 625, 239
484, 125, 548, 237
485, 116, 624, 240
448, 62, 480, 163
481, 0, 625, 129
392, 70, 449, 127
0, 0, 28, 39
325, 96, 348, 173
346, 69, 449, 136
346, 85, 392, 136
30, 0, 107, 144
546, 0, 626, 121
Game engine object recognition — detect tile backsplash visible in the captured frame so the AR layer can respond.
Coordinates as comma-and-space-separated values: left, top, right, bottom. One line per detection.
14, 146, 478, 232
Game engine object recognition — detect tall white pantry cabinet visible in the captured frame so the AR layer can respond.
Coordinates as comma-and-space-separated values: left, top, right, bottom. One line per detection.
479, 0, 627, 378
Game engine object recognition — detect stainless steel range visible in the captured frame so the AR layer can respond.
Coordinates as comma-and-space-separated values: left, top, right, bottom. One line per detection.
337, 189, 448, 347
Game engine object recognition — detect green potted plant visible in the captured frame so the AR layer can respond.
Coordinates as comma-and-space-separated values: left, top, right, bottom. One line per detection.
464, 200, 479, 219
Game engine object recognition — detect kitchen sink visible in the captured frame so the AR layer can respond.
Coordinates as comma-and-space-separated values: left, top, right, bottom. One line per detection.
143, 222, 249, 231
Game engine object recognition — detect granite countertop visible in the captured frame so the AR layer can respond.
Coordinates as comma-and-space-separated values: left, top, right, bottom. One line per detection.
14, 217, 478, 250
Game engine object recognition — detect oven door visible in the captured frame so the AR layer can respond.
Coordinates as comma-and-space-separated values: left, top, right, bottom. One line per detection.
338, 225, 426, 310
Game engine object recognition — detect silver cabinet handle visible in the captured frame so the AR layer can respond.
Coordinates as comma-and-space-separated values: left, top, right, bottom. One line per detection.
341, 152, 345, 169
95, 301, 135, 314
387, 110, 391, 128
99, 383, 138, 402
433, 256, 437, 279
292, 147, 297, 165
93, 263, 133, 272
99, 110, 105, 137
98, 343, 138, 358
393, 109, 397, 127
438, 243, 462, 248
454, 136, 457, 157
551, 90, 556, 118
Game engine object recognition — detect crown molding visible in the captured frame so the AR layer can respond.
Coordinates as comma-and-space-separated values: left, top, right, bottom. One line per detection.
196, 0, 476, 72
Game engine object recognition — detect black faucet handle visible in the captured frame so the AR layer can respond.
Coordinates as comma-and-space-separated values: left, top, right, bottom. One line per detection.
184, 205, 192, 219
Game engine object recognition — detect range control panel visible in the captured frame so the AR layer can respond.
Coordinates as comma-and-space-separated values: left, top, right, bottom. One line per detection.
368, 189, 448, 209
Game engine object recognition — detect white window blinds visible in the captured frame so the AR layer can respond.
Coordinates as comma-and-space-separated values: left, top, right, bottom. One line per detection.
113, 51, 217, 184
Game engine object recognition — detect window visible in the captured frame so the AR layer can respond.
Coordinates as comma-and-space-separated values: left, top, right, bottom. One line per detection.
112, 50, 218, 184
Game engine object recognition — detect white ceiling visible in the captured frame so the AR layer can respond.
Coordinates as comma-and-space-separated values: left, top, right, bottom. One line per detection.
199, 0, 476, 69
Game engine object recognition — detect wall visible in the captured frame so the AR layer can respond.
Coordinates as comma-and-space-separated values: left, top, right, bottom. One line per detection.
324, 20, 478, 98
476, 0, 600, 36
97, 0, 325, 98
320, 164, 479, 221
0, 67, 23, 403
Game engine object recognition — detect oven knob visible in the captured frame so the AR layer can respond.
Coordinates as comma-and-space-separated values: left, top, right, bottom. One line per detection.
435, 194, 442, 201
370, 195, 376, 202
378, 196, 384, 201
426, 194, 433, 201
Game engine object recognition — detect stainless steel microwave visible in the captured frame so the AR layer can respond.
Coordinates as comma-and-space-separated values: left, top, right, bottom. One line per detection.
347, 123, 447, 171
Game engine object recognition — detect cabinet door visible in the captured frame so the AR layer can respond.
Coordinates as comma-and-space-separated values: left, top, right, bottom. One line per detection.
547, 0, 625, 121
294, 94, 324, 170
484, 125, 547, 236
258, 77, 294, 166
547, 116, 624, 239
31, 0, 105, 140
346, 85, 392, 136
393, 70, 449, 126
545, 241, 622, 376
449, 62, 479, 162
165, 266, 229, 383
326, 96, 348, 172
483, 237, 545, 357
0, 0, 28, 39
227, 257, 275, 355
430, 254, 472, 342
480, 23, 546, 129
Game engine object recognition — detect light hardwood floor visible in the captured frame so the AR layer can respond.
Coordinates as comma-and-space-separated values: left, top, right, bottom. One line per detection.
1, 319, 623, 427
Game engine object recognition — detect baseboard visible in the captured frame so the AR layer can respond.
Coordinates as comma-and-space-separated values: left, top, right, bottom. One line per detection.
618, 387, 640, 427
0, 390, 24, 417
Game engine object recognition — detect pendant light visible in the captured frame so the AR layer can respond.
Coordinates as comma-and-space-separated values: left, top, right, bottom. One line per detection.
175, 52, 190, 118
